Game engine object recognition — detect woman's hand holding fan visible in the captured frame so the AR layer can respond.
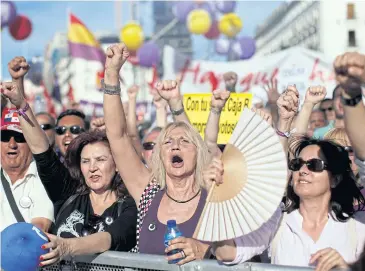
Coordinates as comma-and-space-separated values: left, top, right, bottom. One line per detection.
203, 157, 224, 189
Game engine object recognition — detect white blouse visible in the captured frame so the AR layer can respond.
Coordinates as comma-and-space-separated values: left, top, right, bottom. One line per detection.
223, 208, 365, 267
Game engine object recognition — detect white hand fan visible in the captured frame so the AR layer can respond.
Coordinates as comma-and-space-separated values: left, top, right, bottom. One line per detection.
194, 108, 288, 242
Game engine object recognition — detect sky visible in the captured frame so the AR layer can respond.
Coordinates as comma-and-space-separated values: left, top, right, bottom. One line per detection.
1, 1, 284, 79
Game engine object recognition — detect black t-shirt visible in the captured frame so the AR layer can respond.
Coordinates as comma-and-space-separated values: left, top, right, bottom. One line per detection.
33, 147, 137, 251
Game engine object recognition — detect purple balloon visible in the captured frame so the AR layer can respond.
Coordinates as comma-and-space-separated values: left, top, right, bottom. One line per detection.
215, 1, 236, 14
230, 36, 256, 59
137, 41, 160, 68
199, 2, 216, 20
173, 1, 195, 23
215, 38, 231, 55
1, 1, 17, 27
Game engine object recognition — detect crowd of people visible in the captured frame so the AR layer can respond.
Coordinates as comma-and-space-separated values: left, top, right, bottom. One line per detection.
1, 45, 365, 271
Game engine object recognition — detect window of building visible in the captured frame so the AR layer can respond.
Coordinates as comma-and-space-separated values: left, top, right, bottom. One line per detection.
347, 3, 355, 19
348, 31, 356, 47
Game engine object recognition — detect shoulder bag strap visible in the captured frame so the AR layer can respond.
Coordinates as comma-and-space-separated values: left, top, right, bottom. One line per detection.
348, 218, 357, 256
1, 169, 25, 222
117, 197, 126, 217
55, 193, 80, 222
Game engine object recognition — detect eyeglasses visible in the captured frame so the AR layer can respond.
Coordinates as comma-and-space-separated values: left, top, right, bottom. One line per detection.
0, 133, 27, 143
40, 124, 55, 131
320, 107, 333, 112
289, 158, 328, 172
81, 214, 112, 237
143, 142, 155, 151
55, 125, 85, 135
344, 146, 354, 155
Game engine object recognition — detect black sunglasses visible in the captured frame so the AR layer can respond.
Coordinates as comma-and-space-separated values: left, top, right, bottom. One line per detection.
40, 124, 55, 131
0, 133, 27, 143
81, 215, 112, 237
320, 107, 333, 112
143, 142, 155, 151
55, 125, 85, 135
344, 146, 354, 154
289, 158, 328, 172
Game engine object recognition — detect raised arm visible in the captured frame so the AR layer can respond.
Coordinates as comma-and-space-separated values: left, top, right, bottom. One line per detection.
152, 91, 168, 128
263, 78, 280, 126
295, 86, 327, 134
156, 80, 191, 124
334, 52, 365, 160
126, 85, 144, 158
103, 44, 150, 204
204, 89, 230, 156
276, 86, 299, 154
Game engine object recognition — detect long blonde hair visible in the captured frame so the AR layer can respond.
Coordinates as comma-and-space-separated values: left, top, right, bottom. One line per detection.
324, 128, 351, 147
150, 122, 211, 191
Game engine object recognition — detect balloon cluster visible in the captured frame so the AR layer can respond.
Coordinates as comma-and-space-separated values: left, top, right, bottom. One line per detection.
1, 1, 32, 41
173, 1, 256, 60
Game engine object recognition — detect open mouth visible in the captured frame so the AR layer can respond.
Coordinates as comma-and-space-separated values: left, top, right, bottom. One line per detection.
63, 140, 71, 149
7, 151, 18, 157
171, 155, 184, 167
89, 175, 101, 182
298, 179, 311, 184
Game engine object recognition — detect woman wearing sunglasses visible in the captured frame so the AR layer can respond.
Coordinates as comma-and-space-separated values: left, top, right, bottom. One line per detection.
214, 137, 365, 271
1, 75, 137, 266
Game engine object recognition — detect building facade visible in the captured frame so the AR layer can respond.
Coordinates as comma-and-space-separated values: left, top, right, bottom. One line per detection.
254, 1, 365, 60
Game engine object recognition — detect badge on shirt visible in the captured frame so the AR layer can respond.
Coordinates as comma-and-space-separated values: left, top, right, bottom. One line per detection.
148, 221, 157, 232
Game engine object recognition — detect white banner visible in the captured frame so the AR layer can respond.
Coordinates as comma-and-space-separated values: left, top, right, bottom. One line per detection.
163, 45, 337, 104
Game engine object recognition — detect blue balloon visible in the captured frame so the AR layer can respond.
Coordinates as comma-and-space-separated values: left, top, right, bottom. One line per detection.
215, 1, 236, 14
1, 223, 50, 271
1, 1, 17, 27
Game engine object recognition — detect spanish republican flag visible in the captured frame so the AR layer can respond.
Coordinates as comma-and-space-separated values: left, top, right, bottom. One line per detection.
68, 13, 105, 64
67, 13, 106, 115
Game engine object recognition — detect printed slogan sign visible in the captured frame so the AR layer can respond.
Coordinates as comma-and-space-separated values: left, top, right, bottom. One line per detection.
183, 93, 253, 144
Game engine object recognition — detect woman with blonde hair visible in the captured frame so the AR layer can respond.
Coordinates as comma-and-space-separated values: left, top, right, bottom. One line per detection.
101, 44, 225, 265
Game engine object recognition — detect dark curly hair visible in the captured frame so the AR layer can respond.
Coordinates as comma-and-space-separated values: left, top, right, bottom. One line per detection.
285, 136, 364, 222
64, 130, 127, 198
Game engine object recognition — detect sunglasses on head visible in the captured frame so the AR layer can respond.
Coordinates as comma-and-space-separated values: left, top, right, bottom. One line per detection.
0, 133, 27, 143
320, 107, 333, 112
40, 124, 55, 131
289, 158, 328, 172
55, 125, 85, 135
143, 142, 155, 151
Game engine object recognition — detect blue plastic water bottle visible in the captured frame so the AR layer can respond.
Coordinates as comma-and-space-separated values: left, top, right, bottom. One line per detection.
164, 220, 183, 264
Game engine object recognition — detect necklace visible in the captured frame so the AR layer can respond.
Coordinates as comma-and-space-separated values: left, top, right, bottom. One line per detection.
165, 189, 201, 204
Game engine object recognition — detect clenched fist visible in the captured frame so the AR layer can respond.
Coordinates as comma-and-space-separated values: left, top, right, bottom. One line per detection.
105, 43, 129, 73
127, 85, 139, 99
211, 89, 230, 110
304, 86, 327, 105
155, 80, 181, 104
0, 81, 26, 108
277, 85, 299, 121
8, 56, 30, 80
334, 52, 365, 97
90, 117, 106, 131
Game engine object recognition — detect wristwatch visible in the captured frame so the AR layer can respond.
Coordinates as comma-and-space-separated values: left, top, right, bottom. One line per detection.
171, 107, 184, 116
341, 94, 363, 107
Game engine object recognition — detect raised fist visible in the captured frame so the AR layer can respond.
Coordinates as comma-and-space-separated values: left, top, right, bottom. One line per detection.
127, 85, 139, 99
277, 85, 299, 121
211, 89, 230, 110
0, 81, 26, 108
155, 80, 181, 103
334, 52, 365, 97
223, 71, 238, 91
105, 43, 129, 73
8, 56, 30, 80
90, 117, 106, 131
304, 86, 327, 105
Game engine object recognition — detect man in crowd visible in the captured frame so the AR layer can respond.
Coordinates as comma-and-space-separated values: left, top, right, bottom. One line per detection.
54, 109, 86, 160
319, 98, 336, 121
309, 109, 327, 130
0, 96, 54, 232
35, 112, 56, 149
313, 85, 344, 138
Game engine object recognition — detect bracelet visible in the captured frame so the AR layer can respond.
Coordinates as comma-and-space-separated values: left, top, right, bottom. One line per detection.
210, 107, 222, 115
17, 103, 34, 127
170, 106, 184, 116
341, 94, 363, 107
101, 79, 121, 95
276, 129, 290, 138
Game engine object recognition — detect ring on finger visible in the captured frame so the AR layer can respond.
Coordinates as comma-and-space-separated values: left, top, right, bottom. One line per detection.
180, 250, 186, 258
